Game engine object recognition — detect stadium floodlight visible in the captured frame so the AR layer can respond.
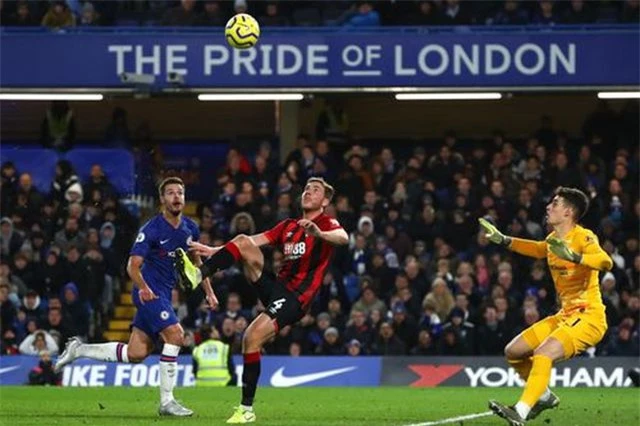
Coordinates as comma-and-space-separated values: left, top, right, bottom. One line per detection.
197, 94, 304, 101
597, 91, 640, 99
395, 92, 503, 101
0, 93, 104, 101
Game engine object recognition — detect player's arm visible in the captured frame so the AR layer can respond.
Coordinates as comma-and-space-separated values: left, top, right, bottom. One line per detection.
478, 218, 546, 259
127, 255, 157, 301
298, 219, 349, 246
547, 232, 613, 271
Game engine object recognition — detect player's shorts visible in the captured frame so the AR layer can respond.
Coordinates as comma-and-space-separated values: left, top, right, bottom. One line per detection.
131, 288, 179, 341
254, 271, 305, 330
521, 304, 608, 358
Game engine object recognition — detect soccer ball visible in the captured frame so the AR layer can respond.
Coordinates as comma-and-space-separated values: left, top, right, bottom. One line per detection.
225, 13, 260, 49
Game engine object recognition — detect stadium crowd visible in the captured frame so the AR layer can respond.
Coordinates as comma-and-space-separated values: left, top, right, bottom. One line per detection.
0, 0, 638, 28
1, 100, 638, 361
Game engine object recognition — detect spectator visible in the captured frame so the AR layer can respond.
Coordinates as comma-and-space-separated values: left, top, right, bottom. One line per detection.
2, 328, 20, 355
407, 1, 439, 25
259, 2, 289, 26
317, 327, 344, 355
16, 173, 45, 223
342, 1, 380, 27
410, 330, 438, 355
346, 339, 362, 356
343, 309, 375, 353
9, 1, 37, 26
476, 305, 509, 355
490, 0, 529, 25
199, 1, 225, 26
1, 217, 24, 259
22, 290, 46, 325
439, 0, 473, 25
19, 330, 59, 355
51, 160, 82, 204
372, 322, 406, 355
60, 282, 89, 337
79, 2, 100, 26
422, 277, 455, 322
104, 107, 130, 147
563, 0, 594, 23
621, 0, 640, 23
351, 285, 386, 317
54, 218, 86, 253
28, 350, 62, 386
162, 0, 199, 26
0, 283, 17, 335
441, 307, 475, 355
532, 0, 559, 24
391, 303, 419, 349
41, 1, 76, 29
316, 99, 349, 144
604, 324, 640, 356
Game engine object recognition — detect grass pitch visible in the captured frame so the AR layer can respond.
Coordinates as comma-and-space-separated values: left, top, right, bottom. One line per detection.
0, 386, 638, 426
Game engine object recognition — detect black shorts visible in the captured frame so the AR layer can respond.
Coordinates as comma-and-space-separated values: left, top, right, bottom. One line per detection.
254, 271, 305, 330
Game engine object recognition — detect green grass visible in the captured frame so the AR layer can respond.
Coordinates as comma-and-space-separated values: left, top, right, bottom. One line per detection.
0, 387, 638, 426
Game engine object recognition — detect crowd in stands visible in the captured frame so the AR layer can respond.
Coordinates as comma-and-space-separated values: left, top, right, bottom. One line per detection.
1, 99, 639, 361
1, 159, 138, 357
0, 0, 638, 29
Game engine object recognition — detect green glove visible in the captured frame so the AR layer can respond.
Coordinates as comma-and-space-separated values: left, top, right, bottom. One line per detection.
546, 237, 582, 263
478, 218, 510, 246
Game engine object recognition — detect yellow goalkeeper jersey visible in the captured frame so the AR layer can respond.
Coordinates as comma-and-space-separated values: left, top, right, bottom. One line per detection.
510, 225, 613, 315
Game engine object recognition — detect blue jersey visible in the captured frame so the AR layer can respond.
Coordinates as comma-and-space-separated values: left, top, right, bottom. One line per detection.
129, 214, 200, 300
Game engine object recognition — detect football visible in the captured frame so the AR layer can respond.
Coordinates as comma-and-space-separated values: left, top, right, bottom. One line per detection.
225, 13, 260, 49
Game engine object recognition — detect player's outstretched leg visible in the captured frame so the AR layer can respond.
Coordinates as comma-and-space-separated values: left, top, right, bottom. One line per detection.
176, 235, 262, 291
54, 338, 131, 373
158, 324, 192, 417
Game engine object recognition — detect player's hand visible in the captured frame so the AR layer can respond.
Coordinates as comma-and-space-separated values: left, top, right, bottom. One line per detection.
138, 286, 158, 304
546, 237, 581, 263
298, 219, 321, 237
478, 218, 508, 245
204, 284, 219, 311
188, 241, 216, 257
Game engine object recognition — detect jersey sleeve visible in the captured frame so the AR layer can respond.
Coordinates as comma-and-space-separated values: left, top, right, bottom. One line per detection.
318, 215, 343, 232
579, 230, 613, 271
264, 220, 288, 244
510, 236, 547, 259
130, 223, 154, 258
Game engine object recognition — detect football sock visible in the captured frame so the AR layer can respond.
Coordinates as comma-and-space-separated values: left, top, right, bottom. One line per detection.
519, 354, 553, 413
507, 356, 533, 381
241, 351, 261, 407
200, 242, 241, 278
514, 401, 531, 420
159, 343, 180, 405
76, 342, 129, 363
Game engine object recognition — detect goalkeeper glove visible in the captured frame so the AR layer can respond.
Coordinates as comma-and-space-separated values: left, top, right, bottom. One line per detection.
546, 237, 582, 263
478, 218, 511, 246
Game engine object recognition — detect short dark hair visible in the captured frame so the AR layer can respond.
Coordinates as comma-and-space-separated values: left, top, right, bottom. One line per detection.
158, 177, 185, 197
306, 177, 335, 202
555, 186, 589, 221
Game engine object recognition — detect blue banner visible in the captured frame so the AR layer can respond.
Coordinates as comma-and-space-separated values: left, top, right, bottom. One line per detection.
0, 355, 381, 387
0, 147, 135, 195
1, 27, 638, 88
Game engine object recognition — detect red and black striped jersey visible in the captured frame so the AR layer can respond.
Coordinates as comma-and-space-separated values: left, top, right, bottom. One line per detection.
264, 213, 343, 308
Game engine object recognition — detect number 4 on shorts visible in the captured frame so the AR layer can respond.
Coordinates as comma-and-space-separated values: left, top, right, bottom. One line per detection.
269, 298, 286, 314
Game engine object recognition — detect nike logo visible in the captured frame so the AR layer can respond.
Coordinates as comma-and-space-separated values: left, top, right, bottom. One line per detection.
160, 239, 170, 245
270, 366, 356, 387
0, 366, 21, 375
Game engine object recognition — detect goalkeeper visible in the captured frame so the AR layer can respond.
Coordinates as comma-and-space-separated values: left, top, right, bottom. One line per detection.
480, 187, 613, 426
